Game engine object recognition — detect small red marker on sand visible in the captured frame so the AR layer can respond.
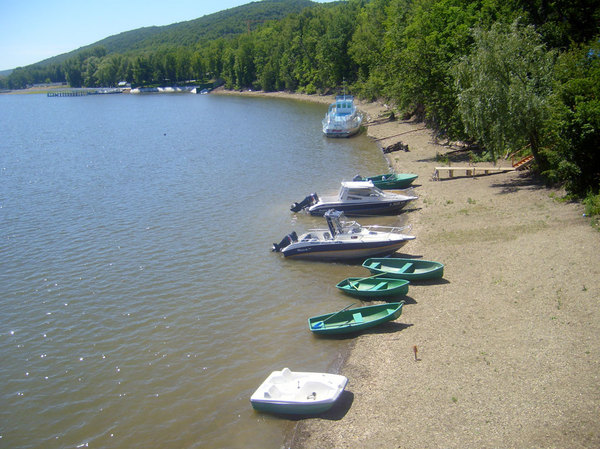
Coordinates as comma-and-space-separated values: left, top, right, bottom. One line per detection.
413, 345, 418, 361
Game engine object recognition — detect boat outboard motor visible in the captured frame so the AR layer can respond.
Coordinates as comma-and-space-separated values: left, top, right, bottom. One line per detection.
290, 193, 319, 212
272, 231, 298, 252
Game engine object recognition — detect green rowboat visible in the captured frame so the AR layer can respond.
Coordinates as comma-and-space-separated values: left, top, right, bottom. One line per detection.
308, 302, 404, 335
357, 173, 418, 189
362, 257, 444, 280
336, 276, 409, 299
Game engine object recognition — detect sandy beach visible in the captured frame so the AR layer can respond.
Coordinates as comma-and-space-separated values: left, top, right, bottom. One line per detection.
214, 89, 600, 448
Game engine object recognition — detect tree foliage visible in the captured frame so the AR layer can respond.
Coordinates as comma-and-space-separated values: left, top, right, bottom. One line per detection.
454, 20, 556, 162
543, 41, 600, 195
1, 0, 599, 199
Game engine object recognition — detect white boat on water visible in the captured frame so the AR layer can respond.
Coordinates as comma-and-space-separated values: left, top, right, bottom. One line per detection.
272, 209, 415, 261
250, 368, 348, 415
322, 95, 362, 137
291, 180, 418, 216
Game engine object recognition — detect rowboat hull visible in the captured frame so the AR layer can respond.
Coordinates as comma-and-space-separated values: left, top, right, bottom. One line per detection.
336, 277, 409, 299
308, 302, 404, 335
362, 257, 444, 280
367, 173, 418, 189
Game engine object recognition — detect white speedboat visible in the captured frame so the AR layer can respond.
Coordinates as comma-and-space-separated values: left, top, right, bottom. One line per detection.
250, 367, 348, 415
291, 180, 418, 216
322, 95, 362, 137
272, 209, 415, 261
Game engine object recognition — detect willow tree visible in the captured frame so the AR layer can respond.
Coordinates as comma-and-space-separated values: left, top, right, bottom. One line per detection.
454, 20, 556, 164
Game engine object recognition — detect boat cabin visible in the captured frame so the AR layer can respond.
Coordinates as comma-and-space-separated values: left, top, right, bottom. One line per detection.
323, 209, 361, 237
329, 95, 356, 116
338, 180, 384, 200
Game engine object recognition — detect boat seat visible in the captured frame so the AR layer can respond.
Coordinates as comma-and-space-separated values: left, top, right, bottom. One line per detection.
265, 385, 282, 399
352, 313, 364, 323
397, 262, 413, 273
371, 281, 388, 291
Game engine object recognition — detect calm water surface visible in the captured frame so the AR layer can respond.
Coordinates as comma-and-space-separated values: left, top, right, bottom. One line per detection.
0, 93, 403, 448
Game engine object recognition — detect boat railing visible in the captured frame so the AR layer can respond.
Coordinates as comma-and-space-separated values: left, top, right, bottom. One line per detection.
363, 224, 412, 236
306, 224, 411, 239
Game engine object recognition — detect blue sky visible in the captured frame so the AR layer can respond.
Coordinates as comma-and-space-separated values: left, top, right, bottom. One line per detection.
0, 0, 334, 71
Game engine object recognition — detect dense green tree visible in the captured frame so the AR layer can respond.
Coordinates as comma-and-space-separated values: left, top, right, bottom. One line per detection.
95, 56, 119, 86
507, 0, 600, 48
543, 40, 600, 195
233, 36, 256, 88
348, 0, 392, 99
252, 26, 280, 91
314, 2, 361, 89
64, 59, 83, 88
132, 56, 152, 86
388, 0, 481, 136
83, 56, 100, 87
455, 20, 556, 162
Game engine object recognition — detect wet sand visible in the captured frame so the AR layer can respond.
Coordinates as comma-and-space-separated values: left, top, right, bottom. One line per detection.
215, 88, 600, 449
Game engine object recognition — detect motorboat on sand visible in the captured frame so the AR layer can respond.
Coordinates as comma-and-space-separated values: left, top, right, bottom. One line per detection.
291, 180, 417, 216
272, 209, 415, 261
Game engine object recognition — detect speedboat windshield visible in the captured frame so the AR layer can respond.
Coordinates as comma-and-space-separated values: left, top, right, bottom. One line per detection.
339, 181, 383, 200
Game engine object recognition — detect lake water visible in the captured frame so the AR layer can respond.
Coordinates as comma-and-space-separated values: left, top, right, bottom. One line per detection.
0, 92, 401, 449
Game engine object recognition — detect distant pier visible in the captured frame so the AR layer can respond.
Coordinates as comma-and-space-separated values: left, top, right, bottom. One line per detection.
47, 90, 90, 97
47, 88, 124, 97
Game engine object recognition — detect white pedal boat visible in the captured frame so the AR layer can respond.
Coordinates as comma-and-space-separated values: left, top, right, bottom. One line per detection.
250, 368, 348, 415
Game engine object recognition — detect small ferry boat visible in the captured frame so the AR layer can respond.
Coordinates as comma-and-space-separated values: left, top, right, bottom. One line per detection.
322, 95, 362, 137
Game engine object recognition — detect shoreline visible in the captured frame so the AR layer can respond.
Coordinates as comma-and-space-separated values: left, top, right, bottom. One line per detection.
216, 88, 600, 449
11, 85, 598, 447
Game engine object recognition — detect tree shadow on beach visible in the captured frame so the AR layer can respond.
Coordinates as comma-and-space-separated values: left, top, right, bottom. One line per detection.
491, 171, 547, 194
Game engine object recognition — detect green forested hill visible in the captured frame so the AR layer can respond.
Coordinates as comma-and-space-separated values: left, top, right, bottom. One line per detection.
2, 0, 599, 214
34, 0, 318, 66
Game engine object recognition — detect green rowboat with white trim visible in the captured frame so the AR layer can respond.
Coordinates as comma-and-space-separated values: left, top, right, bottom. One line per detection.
308, 302, 404, 335
362, 257, 444, 280
354, 173, 418, 189
336, 276, 409, 299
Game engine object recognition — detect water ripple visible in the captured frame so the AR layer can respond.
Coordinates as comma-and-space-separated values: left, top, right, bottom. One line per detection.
0, 93, 391, 449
